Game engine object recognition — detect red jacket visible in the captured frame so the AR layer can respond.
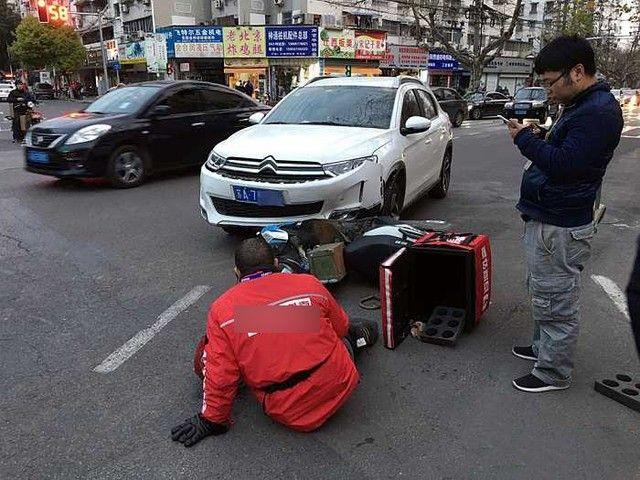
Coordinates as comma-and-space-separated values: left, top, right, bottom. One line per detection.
200, 272, 359, 432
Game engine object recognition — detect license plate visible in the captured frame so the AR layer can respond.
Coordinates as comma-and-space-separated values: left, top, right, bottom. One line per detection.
232, 186, 284, 206
27, 150, 49, 164
515, 110, 527, 115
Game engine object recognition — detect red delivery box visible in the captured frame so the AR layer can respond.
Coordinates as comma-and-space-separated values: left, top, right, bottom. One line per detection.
379, 232, 492, 349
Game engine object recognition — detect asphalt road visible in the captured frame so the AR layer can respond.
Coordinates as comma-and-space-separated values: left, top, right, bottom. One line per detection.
1, 100, 640, 480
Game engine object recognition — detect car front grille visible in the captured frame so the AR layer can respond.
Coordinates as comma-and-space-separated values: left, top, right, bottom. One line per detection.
214, 157, 330, 183
211, 197, 323, 218
30, 132, 64, 148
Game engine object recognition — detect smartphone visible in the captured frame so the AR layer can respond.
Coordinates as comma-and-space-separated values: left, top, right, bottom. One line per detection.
497, 115, 511, 124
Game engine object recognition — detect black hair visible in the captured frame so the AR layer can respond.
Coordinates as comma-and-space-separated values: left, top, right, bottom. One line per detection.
234, 237, 275, 277
534, 35, 596, 76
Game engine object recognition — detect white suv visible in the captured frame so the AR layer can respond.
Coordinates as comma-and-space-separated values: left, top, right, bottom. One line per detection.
200, 76, 453, 232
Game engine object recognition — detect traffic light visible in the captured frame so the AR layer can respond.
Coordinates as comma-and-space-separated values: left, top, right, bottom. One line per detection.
36, 0, 49, 23
345, 65, 352, 77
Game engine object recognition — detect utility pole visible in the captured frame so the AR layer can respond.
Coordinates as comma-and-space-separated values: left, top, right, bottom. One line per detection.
74, 0, 112, 94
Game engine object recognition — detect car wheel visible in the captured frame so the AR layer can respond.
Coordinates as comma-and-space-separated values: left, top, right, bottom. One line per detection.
107, 145, 147, 188
452, 110, 464, 127
429, 149, 452, 199
470, 108, 482, 120
381, 171, 405, 219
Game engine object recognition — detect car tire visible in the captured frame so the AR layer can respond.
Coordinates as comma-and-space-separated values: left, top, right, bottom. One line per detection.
381, 170, 405, 219
429, 149, 452, 199
470, 108, 482, 120
452, 110, 464, 127
107, 145, 147, 188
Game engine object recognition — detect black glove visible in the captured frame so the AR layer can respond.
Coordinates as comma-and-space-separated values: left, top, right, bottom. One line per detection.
171, 414, 228, 447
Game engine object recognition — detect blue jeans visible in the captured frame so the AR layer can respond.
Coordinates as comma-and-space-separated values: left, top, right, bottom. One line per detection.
523, 220, 595, 386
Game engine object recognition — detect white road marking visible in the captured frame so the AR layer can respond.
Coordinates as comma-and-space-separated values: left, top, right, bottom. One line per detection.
591, 275, 630, 320
93, 285, 211, 373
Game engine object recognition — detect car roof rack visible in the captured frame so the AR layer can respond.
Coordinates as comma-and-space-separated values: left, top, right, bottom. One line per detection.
397, 76, 424, 87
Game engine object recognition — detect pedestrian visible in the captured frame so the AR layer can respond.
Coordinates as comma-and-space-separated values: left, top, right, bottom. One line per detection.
506, 35, 624, 392
171, 238, 378, 447
628, 238, 640, 359
243, 79, 254, 97
6, 81, 35, 143
234, 80, 245, 94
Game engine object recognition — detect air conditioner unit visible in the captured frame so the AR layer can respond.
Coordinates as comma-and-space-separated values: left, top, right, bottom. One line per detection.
212, 0, 224, 9
273, 0, 283, 5
121, 3, 129, 13
142, 0, 150, 5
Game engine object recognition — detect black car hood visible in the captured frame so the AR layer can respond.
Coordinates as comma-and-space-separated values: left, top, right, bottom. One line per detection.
33, 112, 131, 134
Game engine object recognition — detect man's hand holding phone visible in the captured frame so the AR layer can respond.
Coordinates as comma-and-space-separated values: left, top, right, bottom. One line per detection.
499, 115, 528, 139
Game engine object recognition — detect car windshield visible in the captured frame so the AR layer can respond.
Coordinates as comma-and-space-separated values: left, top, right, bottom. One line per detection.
465, 93, 484, 102
85, 86, 161, 114
263, 85, 397, 129
515, 89, 546, 101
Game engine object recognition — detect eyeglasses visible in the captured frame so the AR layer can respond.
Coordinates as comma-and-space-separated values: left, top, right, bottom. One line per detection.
540, 71, 568, 89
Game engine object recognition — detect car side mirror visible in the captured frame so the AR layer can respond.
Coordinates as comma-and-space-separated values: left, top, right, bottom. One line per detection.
248, 112, 265, 124
401, 116, 431, 136
148, 104, 171, 118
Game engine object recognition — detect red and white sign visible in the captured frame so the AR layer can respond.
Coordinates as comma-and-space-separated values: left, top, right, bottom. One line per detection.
380, 45, 429, 69
354, 30, 387, 60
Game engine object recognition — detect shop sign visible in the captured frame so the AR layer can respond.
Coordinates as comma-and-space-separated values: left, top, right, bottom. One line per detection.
121, 41, 146, 65
483, 57, 533, 74
105, 39, 119, 62
145, 34, 168, 73
265, 26, 318, 57
180, 62, 190, 72
354, 30, 386, 60
428, 53, 460, 71
380, 45, 428, 69
157, 26, 223, 58
223, 26, 266, 58
223, 58, 268, 68
319, 28, 355, 58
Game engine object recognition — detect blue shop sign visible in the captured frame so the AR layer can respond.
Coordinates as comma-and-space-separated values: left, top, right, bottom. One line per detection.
265, 26, 318, 57
157, 26, 223, 58
428, 53, 460, 71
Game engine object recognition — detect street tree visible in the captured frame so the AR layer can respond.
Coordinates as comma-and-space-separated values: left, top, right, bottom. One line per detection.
10, 16, 85, 74
0, 0, 21, 72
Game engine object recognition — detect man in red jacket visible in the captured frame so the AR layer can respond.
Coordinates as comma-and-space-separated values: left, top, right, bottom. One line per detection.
171, 237, 378, 446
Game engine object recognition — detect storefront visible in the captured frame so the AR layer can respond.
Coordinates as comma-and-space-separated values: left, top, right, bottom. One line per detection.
318, 28, 386, 77
158, 26, 224, 84
266, 26, 319, 101
224, 58, 268, 97
428, 53, 466, 89
223, 26, 267, 97
482, 57, 533, 95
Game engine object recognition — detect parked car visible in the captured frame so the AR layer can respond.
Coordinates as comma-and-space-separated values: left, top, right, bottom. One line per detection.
432, 87, 467, 127
0, 80, 14, 102
466, 91, 511, 120
504, 87, 559, 123
24, 80, 269, 187
200, 76, 453, 233
33, 82, 55, 100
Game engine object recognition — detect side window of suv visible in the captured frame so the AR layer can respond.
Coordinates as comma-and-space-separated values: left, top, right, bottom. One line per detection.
400, 90, 422, 127
415, 90, 438, 119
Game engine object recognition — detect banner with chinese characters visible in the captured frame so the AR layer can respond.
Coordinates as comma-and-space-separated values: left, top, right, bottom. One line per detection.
428, 53, 460, 70
157, 26, 224, 58
319, 28, 355, 58
354, 30, 387, 60
265, 26, 318, 57
145, 34, 167, 73
223, 26, 266, 58
380, 45, 429, 69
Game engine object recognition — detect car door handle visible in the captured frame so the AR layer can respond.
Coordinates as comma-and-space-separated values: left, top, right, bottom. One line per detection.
191, 122, 205, 127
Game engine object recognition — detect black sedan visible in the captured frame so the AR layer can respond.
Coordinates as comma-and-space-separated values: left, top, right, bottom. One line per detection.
432, 87, 467, 127
24, 81, 269, 187
465, 91, 511, 120
504, 87, 559, 123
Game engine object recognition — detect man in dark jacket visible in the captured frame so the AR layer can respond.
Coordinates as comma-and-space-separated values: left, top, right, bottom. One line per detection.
628, 239, 640, 358
506, 36, 623, 392
7, 82, 35, 143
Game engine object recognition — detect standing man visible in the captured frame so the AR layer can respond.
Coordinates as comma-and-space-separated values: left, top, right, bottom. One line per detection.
171, 238, 378, 447
506, 36, 623, 392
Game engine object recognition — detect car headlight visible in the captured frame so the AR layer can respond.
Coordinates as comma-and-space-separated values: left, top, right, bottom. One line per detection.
65, 124, 112, 145
505, 102, 513, 109
24, 130, 33, 146
323, 155, 376, 177
205, 150, 227, 171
